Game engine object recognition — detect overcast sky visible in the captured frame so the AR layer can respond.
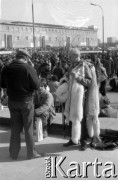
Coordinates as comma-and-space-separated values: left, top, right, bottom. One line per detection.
0, 0, 118, 41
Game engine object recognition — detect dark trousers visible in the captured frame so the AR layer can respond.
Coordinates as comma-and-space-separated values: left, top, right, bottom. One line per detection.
80, 95, 88, 144
8, 98, 35, 159
80, 115, 88, 144
99, 80, 107, 96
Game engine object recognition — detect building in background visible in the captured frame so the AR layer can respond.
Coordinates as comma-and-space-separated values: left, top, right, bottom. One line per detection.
107, 37, 117, 44
0, 20, 98, 49
106, 37, 118, 50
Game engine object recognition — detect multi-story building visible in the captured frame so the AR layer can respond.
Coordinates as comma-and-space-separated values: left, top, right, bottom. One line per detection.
107, 37, 117, 44
0, 20, 98, 49
106, 37, 118, 50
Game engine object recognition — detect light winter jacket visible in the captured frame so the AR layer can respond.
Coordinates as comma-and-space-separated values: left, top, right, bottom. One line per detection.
55, 82, 68, 103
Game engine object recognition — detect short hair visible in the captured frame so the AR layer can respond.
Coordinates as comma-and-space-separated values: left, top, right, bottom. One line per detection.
40, 78, 47, 89
51, 75, 58, 81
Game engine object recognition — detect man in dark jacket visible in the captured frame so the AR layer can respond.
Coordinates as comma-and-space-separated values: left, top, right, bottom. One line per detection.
0, 49, 40, 160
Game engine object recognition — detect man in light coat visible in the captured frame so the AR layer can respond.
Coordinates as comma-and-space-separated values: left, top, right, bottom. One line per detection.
63, 48, 92, 149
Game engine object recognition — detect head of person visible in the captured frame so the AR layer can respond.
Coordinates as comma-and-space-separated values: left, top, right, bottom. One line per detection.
51, 75, 58, 82
40, 78, 47, 89
95, 57, 102, 67
68, 48, 81, 65
16, 49, 31, 63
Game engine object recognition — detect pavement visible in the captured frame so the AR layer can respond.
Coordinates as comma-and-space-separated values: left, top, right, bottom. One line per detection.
0, 90, 118, 180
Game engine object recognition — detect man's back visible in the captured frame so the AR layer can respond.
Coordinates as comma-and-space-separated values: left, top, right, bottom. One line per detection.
1, 60, 39, 100
0, 49, 41, 160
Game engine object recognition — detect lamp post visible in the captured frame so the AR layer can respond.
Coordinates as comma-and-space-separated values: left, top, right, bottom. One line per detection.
32, 0, 36, 51
90, 3, 104, 54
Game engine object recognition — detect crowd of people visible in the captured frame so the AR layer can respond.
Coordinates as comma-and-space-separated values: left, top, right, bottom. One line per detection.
0, 47, 118, 160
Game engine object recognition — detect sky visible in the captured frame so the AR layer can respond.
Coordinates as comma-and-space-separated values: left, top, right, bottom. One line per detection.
0, 0, 118, 42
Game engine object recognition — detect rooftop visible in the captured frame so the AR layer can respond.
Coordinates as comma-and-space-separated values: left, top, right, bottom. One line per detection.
0, 19, 98, 31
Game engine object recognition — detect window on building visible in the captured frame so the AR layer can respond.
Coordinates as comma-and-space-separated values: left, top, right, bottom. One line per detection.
12, 27, 14, 31
55, 37, 57, 41
49, 37, 51, 41
17, 36, 19, 40
6, 26, 9, 30
26, 36, 28, 40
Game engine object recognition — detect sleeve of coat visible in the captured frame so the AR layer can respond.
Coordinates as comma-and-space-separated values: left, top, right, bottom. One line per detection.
75, 63, 92, 87
35, 92, 53, 116
0, 66, 7, 88
28, 66, 40, 91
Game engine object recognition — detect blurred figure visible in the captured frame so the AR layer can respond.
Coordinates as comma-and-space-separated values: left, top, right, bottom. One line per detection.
105, 55, 112, 78
114, 54, 118, 77
95, 58, 108, 96
52, 61, 64, 81
48, 75, 59, 102
39, 62, 51, 80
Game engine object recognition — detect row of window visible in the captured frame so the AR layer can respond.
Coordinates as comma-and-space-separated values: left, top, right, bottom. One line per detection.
16, 35, 97, 42
5, 25, 95, 36
17, 36, 28, 40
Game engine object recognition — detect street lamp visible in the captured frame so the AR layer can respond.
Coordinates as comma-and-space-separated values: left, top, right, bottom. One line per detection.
32, 0, 36, 51
90, 3, 104, 54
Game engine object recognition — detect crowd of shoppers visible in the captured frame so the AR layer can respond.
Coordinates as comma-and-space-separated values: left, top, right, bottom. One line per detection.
0, 47, 118, 159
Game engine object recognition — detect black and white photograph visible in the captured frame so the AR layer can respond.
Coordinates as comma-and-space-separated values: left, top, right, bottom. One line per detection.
0, 0, 118, 179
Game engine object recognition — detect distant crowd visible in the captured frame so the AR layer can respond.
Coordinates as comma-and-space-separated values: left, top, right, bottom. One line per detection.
0, 47, 118, 78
